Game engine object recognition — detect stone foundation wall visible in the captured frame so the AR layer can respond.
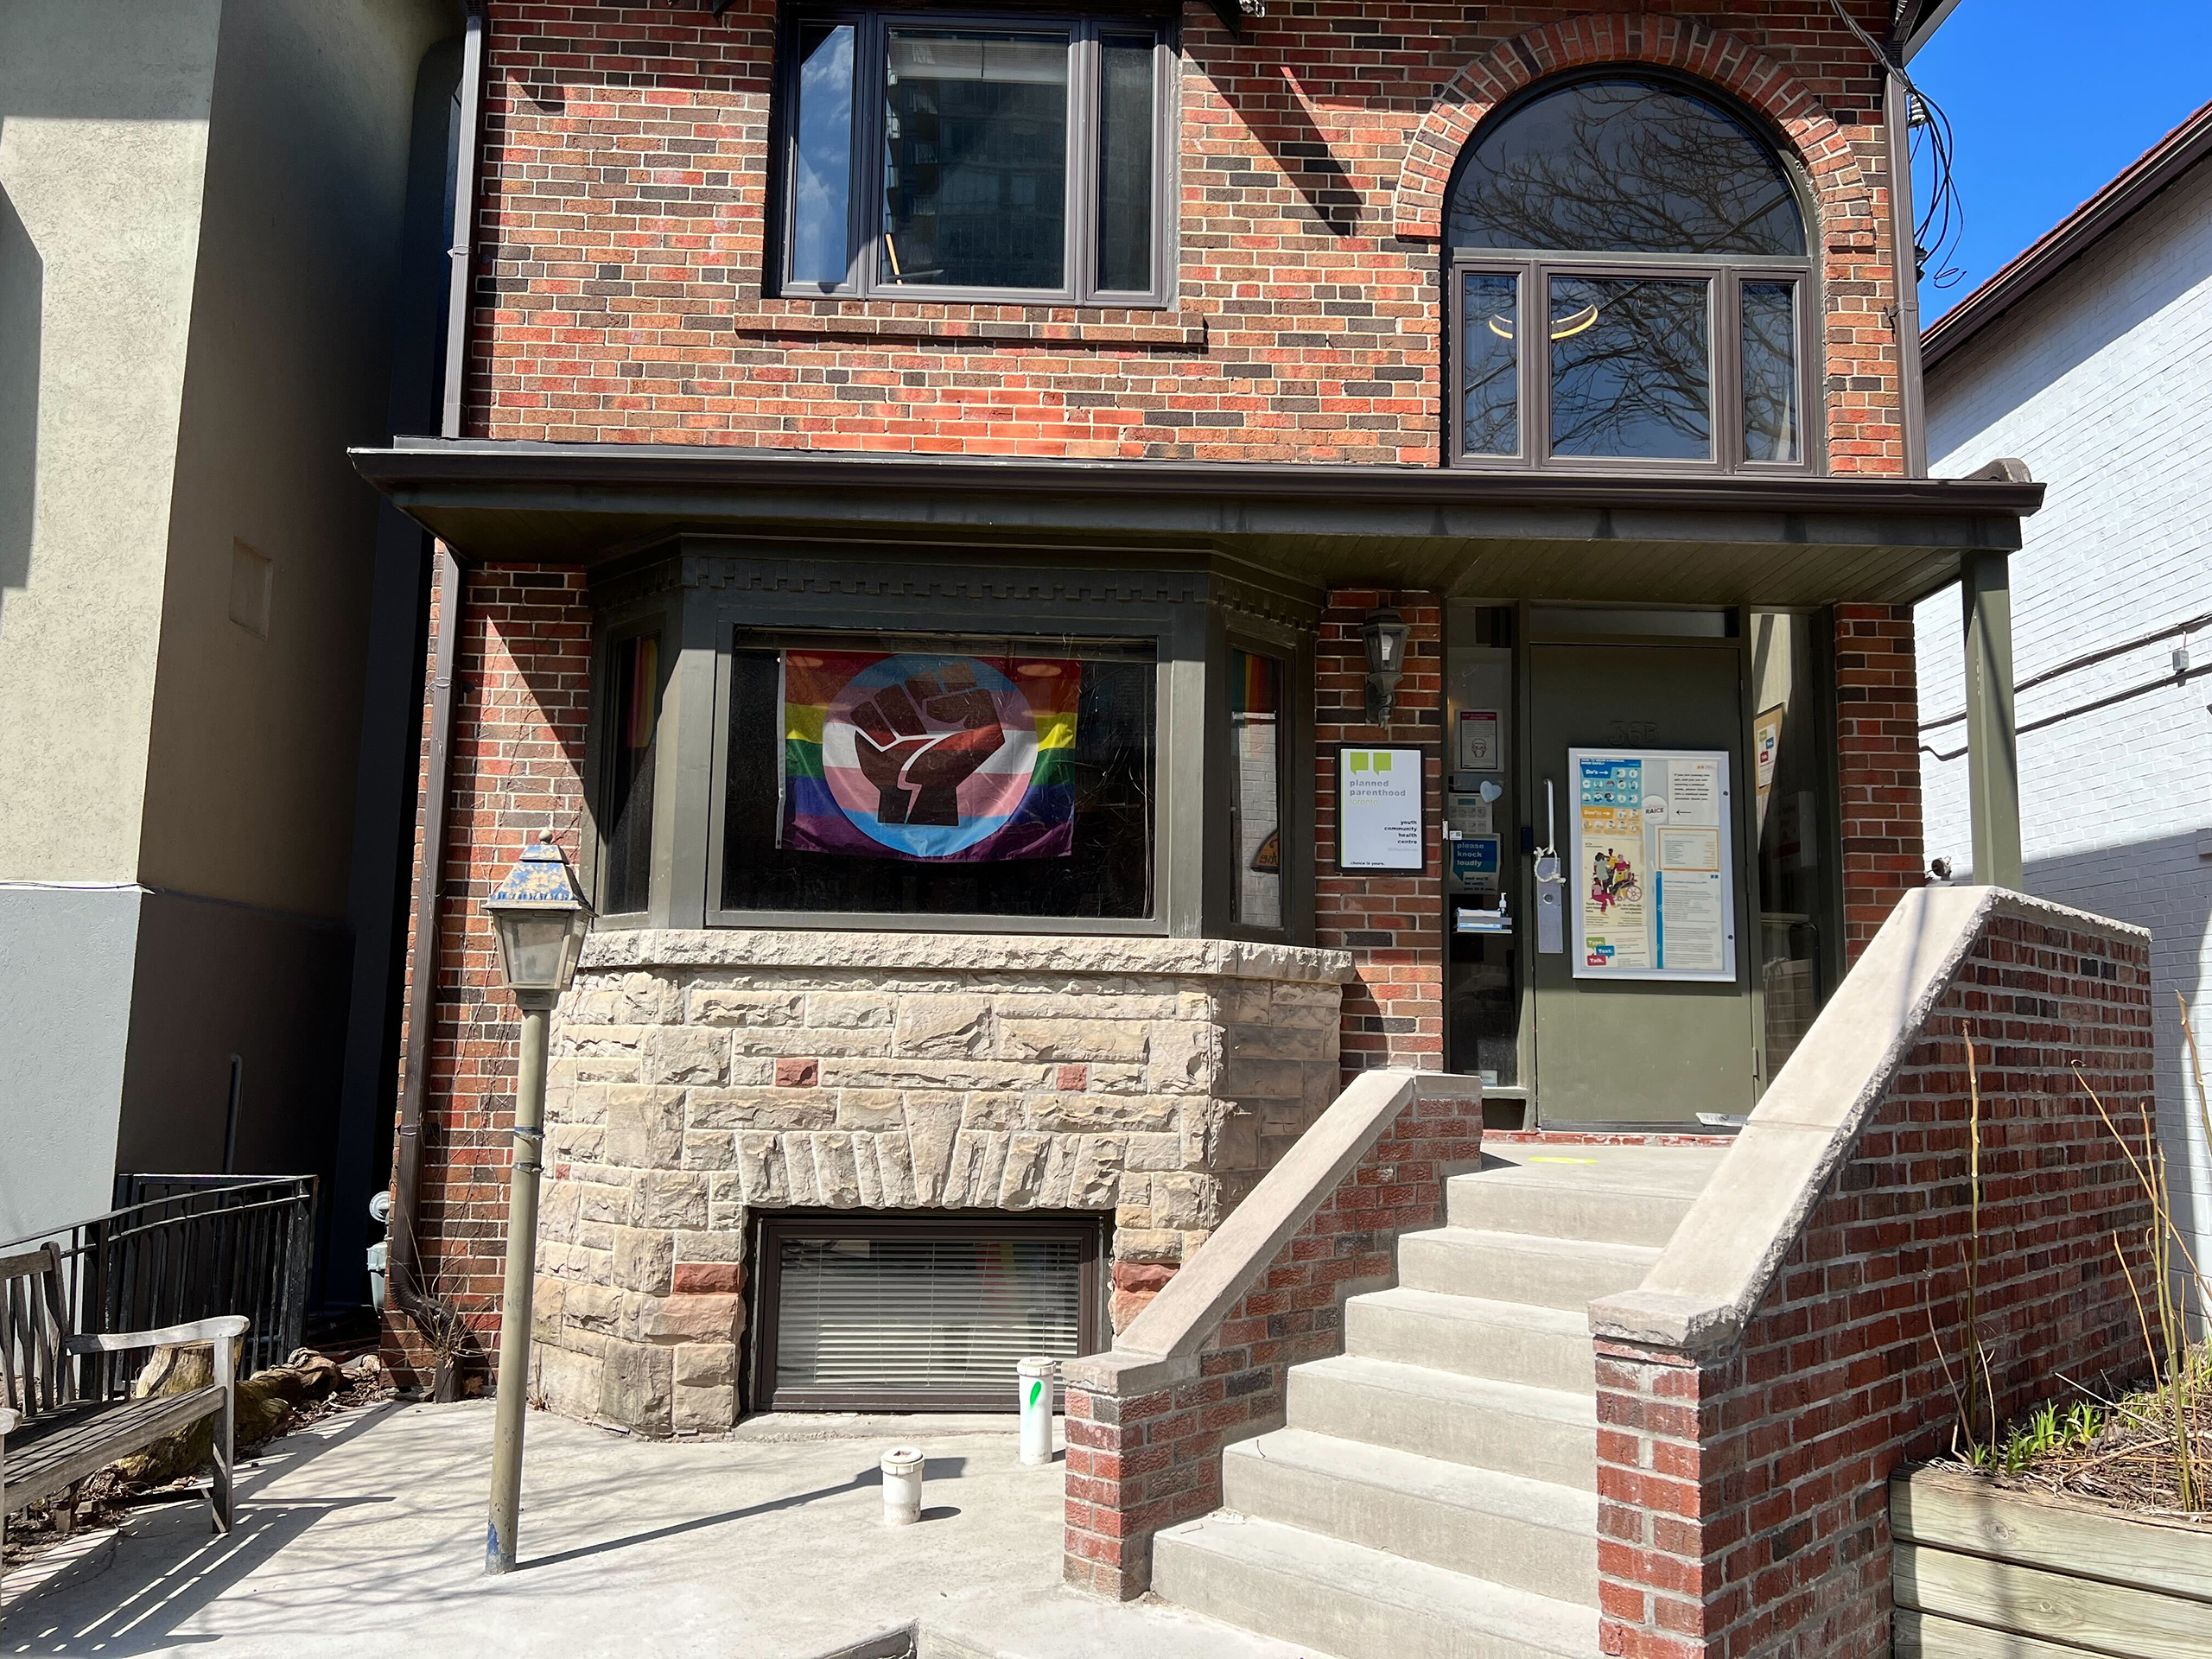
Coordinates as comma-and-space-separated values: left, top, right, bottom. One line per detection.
529, 929, 1351, 1435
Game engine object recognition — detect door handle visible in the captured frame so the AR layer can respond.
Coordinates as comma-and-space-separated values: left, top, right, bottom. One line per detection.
1532, 778, 1565, 954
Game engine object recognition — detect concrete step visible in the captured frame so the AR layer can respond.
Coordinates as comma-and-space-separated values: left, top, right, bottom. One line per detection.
918, 1586, 1316, 1659
1153, 1512, 1597, 1659
1344, 1287, 1595, 1392
1222, 1428, 1599, 1604
1397, 1226, 1660, 1309
1287, 1353, 1598, 1490
1446, 1147, 1724, 1248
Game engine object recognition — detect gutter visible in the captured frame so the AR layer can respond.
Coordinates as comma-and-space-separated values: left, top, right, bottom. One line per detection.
390, 0, 485, 1344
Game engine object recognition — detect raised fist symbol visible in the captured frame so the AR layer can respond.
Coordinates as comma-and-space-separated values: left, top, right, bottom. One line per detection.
849, 663, 1006, 827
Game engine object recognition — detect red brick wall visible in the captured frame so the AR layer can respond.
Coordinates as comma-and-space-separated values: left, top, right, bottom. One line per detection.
385, 563, 592, 1385
1315, 589, 1445, 1077
1834, 603, 1923, 958
467, 2, 1909, 470
1063, 1086, 1483, 1598
1593, 909, 2155, 1659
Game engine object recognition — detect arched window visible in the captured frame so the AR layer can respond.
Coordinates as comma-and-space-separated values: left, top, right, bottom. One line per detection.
1446, 73, 1815, 473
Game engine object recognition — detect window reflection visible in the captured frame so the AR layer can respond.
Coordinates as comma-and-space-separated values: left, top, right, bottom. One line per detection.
1096, 35, 1155, 292
1448, 76, 1805, 256
1750, 612, 1829, 1077
790, 23, 855, 287
1461, 272, 1520, 455
1548, 276, 1711, 461
1229, 651, 1283, 930
882, 30, 1069, 290
1741, 281, 1799, 463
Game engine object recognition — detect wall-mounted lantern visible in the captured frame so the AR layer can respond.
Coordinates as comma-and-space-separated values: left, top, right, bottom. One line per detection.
1362, 606, 1410, 725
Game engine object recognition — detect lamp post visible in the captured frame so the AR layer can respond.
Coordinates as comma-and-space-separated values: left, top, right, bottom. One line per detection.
482, 831, 592, 1576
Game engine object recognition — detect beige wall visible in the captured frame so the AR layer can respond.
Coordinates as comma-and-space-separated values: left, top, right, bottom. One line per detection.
0, 0, 223, 883
138, 0, 452, 916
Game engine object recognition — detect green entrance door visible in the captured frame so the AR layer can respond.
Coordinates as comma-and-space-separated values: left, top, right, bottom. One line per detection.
1526, 641, 1756, 1128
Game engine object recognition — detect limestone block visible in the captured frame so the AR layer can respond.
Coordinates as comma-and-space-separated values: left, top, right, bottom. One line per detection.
1068, 1135, 1124, 1207
1114, 1178, 1152, 1229
851, 1135, 883, 1206
1037, 1138, 1075, 1208
612, 1228, 675, 1296
533, 1344, 604, 1421
639, 1292, 742, 1344
999, 1133, 1052, 1207
600, 1343, 673, 1437
728, 1055, 776, 1087
550, 1083, 611, 1126
780, 1131, 821, 1206
805, 992, 894, 1028
1121, 1131, 1184, 1173
941, 1131, 986, 1208
833, 1090, 906, 1132
643, 1027, 729, 1087
893, 995, 993, 1058
682, 1131, 739, 1171
530, 1274, 567, 1343
872, 1135, 917, 1207
823, 1058, 1043, 1090
672, 1362, 737, 1436
1224, 1055, 1310, 1103
634, 1171, 709, 1230
578, 1180, 634, 1227
1110, 1226, 1184, 1263
690, 988, 804, 1027
905, 1098, 963, 1205
1146, 1021, 1218, 1095
564, 1279, 625, 1337
1151, 1171, 1218, 1230
736, 1132, 789, 1205
961, 1093, 1023, 1131
996, 1019, 1147, 1065
989, 991, 1180, 1022
554, 1125, 607, 1166
1267, 981, 1345, 1028
542, 1178, 583, 1236
810, 1133, 862, 1209
561, 1052, 645, 1084
1026, 1093, 1177, 1134
687, 1089, 838, 1132
575, 1222, 616, 1257
674, 1342, 737, 1389
1302, 1059, 1341, 1111
726, 1025, 892, 1058
605, 1084, 687, 1167
1084, 1064, 1148, 1096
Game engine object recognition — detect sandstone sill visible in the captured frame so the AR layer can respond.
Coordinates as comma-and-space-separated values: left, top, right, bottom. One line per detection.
580, 928, 1352, 984
729, 301, 1208, 350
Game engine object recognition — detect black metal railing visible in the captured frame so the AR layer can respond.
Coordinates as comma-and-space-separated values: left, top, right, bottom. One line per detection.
3, 1175, 317, 1396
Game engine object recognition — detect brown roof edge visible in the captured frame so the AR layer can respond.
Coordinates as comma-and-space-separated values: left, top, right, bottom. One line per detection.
1923, 96, 2212, 372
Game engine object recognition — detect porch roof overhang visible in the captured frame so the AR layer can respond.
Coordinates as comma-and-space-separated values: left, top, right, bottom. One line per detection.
349, 439, 2044, 607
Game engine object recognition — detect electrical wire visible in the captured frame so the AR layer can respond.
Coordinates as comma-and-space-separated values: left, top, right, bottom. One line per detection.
1830, 0, 1967, 288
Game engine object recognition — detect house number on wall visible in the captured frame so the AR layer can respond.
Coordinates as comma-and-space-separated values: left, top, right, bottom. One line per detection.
1610, 720, 1660, 744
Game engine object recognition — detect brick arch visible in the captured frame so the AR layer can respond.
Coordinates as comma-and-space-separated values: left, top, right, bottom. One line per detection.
1390, 13, 1872, 245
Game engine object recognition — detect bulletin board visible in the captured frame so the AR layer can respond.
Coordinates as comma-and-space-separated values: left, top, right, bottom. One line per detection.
1567, 747, 1737, 982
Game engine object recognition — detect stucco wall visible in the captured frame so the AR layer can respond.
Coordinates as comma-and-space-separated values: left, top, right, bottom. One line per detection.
0, 0, 221, 885
1917, 152, 2212, 1307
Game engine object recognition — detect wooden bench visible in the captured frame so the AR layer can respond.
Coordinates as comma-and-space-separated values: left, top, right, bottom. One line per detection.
2, 1243, 245, 1568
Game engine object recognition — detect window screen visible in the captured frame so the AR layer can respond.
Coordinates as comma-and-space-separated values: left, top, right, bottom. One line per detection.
721, 632, 1156, 918
765, 1224, 1094, 1408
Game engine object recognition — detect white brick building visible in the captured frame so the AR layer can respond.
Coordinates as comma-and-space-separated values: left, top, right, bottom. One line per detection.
1917, 104, 2212, 1312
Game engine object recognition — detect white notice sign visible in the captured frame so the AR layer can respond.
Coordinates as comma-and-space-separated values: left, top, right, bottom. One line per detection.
1338, 747, 1424, 872
1568, 747, 1736, 982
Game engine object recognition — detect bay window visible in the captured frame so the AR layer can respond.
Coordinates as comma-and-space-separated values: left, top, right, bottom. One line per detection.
779, 10, 1175, 304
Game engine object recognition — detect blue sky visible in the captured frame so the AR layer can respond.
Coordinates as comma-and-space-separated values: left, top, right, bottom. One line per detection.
1912, 0, 2212, 320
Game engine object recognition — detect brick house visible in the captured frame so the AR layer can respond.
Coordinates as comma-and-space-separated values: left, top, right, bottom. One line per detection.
354, 0, 2042, 1470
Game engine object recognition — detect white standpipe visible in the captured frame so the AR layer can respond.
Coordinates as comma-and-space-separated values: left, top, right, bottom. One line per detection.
880, 1446, 924, 1525
1017, 1357, 1057, 1466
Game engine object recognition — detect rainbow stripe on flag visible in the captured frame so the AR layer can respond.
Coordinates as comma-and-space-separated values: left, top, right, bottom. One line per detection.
782, 651, 1081, 861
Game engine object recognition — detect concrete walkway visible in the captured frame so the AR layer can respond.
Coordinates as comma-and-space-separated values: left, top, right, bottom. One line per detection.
1, 1401, 1315, 1659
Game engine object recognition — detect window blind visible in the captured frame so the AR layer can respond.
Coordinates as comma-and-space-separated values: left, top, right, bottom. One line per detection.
773, 1232, 1084, 1402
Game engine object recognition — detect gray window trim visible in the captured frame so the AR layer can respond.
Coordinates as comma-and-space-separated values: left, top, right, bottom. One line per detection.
583, 595, 682, 923
1206, 613, 1312, 944
773, 6, 1179, 308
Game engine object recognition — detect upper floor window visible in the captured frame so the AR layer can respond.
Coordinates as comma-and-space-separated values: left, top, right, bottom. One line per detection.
1446, 74, 1814, 474
780, 10, 1173, 304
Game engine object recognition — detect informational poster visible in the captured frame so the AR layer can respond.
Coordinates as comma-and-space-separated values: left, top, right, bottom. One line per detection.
1446, 791, 1494, 837
1451, 833, 1500, 893
1457, 709, 1502, 772
1568, 748, 1736, 982
1752, 705, 1783, 836
1338, 747, 1424, 871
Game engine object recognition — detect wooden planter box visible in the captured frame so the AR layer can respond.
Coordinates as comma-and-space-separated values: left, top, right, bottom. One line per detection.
1891, 1464, 2212, 1657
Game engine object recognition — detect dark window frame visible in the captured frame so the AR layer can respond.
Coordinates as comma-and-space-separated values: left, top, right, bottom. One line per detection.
1443, 70, 1822, 478
772, 5, 1179, 308
748, 1211, 1109, 1413
1211, 620, 1306, 942
583, 601, 680, 922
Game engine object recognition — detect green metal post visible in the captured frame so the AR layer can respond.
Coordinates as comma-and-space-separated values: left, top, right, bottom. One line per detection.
486, 996, 550, 1575
1960, 551, 2024, 890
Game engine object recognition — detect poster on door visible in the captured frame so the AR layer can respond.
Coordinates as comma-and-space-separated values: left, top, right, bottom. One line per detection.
1567, 748, 1736, 982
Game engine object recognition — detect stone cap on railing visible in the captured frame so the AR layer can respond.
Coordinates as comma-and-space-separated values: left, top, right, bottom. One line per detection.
1065, 1067, 1482, 1398
579, 927, 1355, 984
1590, 886, 2150, 1357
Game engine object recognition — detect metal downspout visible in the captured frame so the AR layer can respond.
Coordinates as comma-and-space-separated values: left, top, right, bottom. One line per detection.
391, 0, 485, 1335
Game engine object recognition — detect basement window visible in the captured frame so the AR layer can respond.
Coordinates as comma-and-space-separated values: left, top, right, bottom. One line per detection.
752, 1216, 1105, 1411
779, 10, 1175, 304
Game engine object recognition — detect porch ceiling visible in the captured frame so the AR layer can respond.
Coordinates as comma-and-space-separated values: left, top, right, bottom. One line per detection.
349, 440, 2044, 607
